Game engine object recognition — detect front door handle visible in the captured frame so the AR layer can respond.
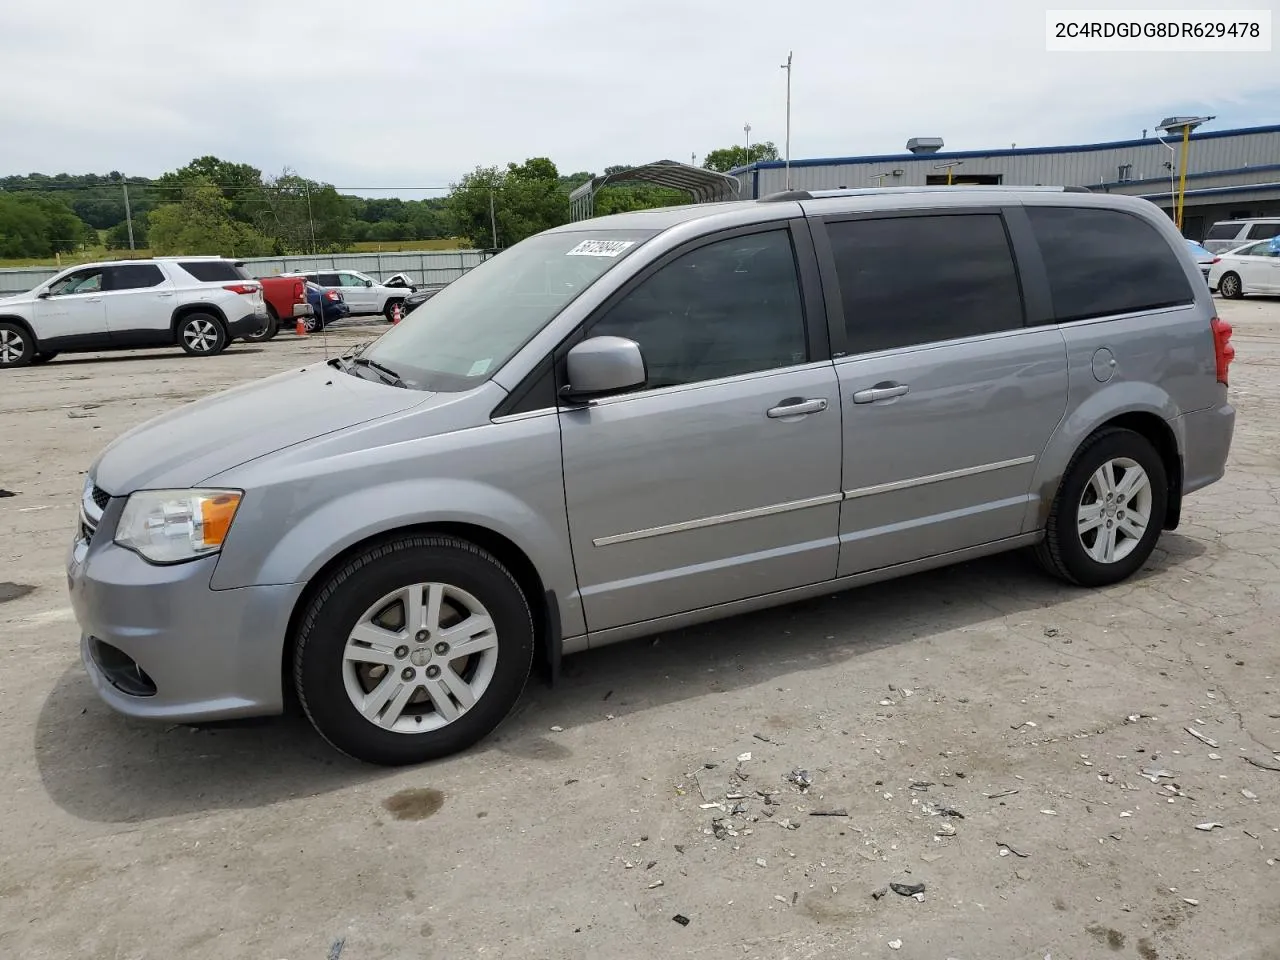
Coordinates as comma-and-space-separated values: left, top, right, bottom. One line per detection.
852, 383, 910, 404
85, 297, 102, 303
156, 291, 174, 298
767, 397, 828, 418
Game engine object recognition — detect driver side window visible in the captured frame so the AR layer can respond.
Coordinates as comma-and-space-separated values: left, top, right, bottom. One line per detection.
588, 229, 808, 391
340, 273, 368, 287
49, 269, 104, 296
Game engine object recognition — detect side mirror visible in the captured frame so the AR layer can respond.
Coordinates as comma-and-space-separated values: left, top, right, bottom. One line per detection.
36, 291, 51, 299
561, 336, 646, 403
365, 278, 374, 287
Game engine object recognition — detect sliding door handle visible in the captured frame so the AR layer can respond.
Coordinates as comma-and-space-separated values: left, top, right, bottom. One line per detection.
852, 383, 910, 404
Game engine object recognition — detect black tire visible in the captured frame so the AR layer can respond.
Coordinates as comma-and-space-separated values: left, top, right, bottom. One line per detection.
303, 314, 322, 333
1034, 427, 1168, 588
1218, 271, 1244, 299
294, 535, 535, 765
0, 322, 35, 369
243, 307, 279, 343
31, 351, 59, 365
177, 312, 229, 357
383, 299, 404, 322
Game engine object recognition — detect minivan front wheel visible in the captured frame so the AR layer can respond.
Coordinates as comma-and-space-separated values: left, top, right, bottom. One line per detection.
1035, 428, 1167, 587
294, 535, 534, 765
1218, 271, 1243, 299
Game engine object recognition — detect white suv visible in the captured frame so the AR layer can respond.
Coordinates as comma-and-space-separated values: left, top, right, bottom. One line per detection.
0, 257, 268, 369
289, 269, 415, 320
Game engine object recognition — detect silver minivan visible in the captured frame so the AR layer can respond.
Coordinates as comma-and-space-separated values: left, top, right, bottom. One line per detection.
68, 187, 1237, 765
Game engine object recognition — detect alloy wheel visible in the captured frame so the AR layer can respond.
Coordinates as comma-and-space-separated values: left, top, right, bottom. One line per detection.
342, 582, 499, 734
1076, 457, 1152, 564
0, 328, 27, 364
183, 318, 219, 352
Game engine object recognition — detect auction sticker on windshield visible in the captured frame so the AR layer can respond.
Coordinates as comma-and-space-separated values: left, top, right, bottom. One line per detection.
566, 240, 636, 257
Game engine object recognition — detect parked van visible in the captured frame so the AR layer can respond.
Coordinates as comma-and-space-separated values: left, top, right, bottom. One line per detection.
68, 187, 1236, 765
1202, 217, 1280, 254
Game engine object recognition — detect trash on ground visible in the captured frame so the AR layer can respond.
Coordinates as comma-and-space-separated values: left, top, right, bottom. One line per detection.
1183, 898, 1200, 906
1012, 721, 1038, 729
909, 781, 934, 792
1242, 756, 1280, 773
809, 808, 850, 817
1242, 789, 1258, 800
1195, 822, 1224, 831
923, 803, 965, 819
328, 939, 345, 960
756, 858, 767, 868
936, 823, 957, 837
549, 725, 564, 732
888, 939, 903, 950
1040, 809, 1057, 816
786, 769, 813, 792
1185, 727, 1219, 748
737, 752, 752, 763
753, 732, 772, 743
891, 882, 926, 897
996, 840, 1031, 858
648, 879, 664, 889
871, 886, 889, 900
1140, 767, 1175, 783
671, 914, 690, 926
773, 895, 789, 904
985, 789, 1019, 799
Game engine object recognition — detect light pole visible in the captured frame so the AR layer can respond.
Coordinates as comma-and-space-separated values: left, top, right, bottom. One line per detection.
870, 172, 893, 187
744, 122, 752, 166
780, 51, 792, 189
1156, 115, 1213, 231
933, 160, 963, 186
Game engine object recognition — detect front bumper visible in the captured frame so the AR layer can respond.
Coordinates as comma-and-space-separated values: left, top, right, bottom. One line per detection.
67, 503, 303, 722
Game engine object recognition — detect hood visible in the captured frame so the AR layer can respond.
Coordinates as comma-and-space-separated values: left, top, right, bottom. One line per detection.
92, 363, 428, 493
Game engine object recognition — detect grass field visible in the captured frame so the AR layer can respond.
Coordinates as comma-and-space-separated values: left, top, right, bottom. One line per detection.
0, 238, 468, 269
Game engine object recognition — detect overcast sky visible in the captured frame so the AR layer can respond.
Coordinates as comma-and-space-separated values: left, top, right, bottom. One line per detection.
2, 0, 1277, 198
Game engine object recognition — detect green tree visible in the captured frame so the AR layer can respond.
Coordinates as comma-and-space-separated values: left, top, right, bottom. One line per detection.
702, 141, 780, 172
0, 194, 52, 258
254, 170, 351, 254
448, 157, 569, 249
105, 213, 147, 250
156, 156, 265, 222
147, 178, 271, 256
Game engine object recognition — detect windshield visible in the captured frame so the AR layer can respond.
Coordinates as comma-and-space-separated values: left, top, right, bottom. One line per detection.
358, 230, 653, 391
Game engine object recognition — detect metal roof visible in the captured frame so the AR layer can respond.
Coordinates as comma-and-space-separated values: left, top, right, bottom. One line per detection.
728, 122, 1280, 175
569, 161, 740, 220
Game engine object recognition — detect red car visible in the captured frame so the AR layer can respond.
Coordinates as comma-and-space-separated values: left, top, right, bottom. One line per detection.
250, 276, 314, 340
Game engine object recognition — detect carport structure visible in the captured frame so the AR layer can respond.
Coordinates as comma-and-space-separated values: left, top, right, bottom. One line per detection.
568, 160, 741, 221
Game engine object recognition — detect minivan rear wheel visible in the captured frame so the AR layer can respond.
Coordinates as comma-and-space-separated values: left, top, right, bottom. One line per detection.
293, 535, 535, 765
1035, 428, 1167, 587
1218, 271, 1243, 299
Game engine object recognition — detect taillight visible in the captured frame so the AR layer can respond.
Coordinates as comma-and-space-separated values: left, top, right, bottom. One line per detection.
293, 281, 304, 301
325, 290, 340, 301
1210, 316, 1235, 386
223, 283, 260, 295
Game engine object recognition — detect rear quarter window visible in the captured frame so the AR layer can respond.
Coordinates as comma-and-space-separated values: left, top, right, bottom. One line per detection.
1205, 222, 1244, 241
177, 261, 251, 282
1246, 222, 1280, 240
1027, 207, 1193, 323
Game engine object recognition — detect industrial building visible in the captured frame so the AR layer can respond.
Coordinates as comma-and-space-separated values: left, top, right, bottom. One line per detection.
731, 122, 1280, 241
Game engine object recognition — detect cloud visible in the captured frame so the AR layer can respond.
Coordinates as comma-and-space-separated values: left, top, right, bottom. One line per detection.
1, 0, 1275, 196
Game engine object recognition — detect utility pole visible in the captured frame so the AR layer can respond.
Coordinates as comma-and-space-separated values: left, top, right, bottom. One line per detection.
304, 181, 317, 255
780, 51, 793, 189
121, 179, 136, 250
744, 122, 752, 166
488, 188, 498, 249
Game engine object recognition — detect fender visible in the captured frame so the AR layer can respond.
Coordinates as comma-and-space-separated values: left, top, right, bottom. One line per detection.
209, 477, 587, 639
1022, 380, 1182, 532
170, 301, 229, 330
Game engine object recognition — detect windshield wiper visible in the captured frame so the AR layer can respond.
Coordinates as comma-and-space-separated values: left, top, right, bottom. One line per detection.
352, 356, 407, 388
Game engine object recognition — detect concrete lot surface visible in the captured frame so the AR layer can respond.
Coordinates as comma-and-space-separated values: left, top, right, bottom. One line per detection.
2, 303, 1279, 959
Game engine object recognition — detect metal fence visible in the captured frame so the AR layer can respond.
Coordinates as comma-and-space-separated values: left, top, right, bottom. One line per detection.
0, 249, 490, 296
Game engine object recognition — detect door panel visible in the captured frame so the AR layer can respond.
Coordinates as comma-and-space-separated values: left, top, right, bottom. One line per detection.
103, 263, 174, 339
560, 364, 842, 630
31, 268, 108, 345
339, 273, 374, 311
835, 330, 1067, 574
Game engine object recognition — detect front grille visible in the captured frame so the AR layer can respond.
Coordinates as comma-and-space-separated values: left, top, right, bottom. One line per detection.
90, 485, 110, 511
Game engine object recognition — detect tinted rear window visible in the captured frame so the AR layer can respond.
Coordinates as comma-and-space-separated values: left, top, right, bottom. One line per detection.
107, 263, 165, 290
1206, 222, 1244, 240
1026, 207, 1193, 323
826, 213, 1024, 353
1246, 222, 1280, 240
177, 260, 250, 282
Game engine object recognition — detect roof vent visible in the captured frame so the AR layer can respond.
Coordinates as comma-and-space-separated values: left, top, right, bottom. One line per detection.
906, 137, 944, 155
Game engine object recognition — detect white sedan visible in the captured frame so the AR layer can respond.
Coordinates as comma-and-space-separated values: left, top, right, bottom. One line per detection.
1209, 238, 1280, 298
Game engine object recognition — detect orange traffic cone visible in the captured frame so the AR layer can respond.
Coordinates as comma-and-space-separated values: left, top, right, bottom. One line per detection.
391, 302, 403, 324
296, 316, 308, 337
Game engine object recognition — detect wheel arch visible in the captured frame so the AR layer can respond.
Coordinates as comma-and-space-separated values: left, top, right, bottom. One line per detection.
0, 314, 39, 348
1027, 388, 1185, 534
279, 522, 554, 710
170, 302, 229, 338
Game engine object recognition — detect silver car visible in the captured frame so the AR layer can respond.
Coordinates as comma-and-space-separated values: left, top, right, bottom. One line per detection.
68, 187, 1236, 765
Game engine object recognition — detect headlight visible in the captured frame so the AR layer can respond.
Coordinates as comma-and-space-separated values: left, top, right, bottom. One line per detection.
114, 489, 243, 564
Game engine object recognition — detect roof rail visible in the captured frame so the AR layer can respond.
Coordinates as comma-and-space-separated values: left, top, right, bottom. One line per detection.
759, 185, 1092, 202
